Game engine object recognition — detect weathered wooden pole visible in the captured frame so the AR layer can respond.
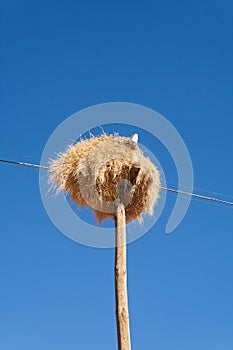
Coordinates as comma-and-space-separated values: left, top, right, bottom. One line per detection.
114, 202, 131, 350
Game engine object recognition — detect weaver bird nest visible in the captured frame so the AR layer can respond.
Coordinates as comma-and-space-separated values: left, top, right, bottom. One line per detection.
49, 134, 161, 223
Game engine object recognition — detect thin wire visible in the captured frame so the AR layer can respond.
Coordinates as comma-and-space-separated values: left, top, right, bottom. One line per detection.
164, 180, 233, 200
0, 159, 48, 169
1, 158, 233, 207
161, 186, 233, 207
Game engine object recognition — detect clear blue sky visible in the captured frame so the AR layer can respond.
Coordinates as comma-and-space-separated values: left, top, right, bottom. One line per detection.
1, 1, 233, 349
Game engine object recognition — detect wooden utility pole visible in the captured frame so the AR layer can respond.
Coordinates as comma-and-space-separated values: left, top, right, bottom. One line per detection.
114, 202, 131, 350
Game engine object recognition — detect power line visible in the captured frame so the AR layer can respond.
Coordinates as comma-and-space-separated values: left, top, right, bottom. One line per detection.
165, 180, 233, 199
0, 159, 48, 169
1, 158, 233, 207
161, 186, 233, 207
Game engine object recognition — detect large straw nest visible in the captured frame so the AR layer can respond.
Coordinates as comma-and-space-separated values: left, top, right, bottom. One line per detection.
49, 134, 161, 223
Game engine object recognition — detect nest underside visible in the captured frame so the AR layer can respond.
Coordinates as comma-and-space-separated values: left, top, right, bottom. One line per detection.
49, 134, 160, 223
